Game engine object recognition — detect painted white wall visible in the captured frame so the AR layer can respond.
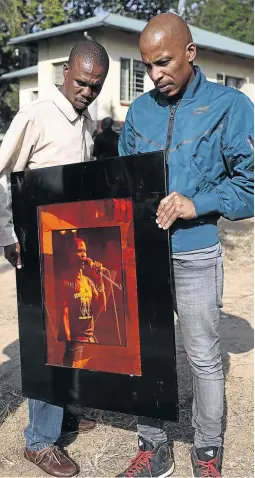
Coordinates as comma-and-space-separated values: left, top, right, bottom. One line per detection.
89, 29, 153, 122
37, 32, 85, 90
196, 49, 254, 99
19, 29, 254, 119
19, 76, 38, 106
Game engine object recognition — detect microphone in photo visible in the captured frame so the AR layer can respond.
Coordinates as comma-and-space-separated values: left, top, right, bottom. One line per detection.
83, 257, 107, 272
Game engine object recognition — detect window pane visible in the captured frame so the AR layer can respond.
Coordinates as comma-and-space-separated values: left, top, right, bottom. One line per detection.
31, 91, 38, 101
132, 60, 146, 101
225, 75, 245, 90
216, 73, 224, 85
226, 76, 238, 88
120, 59, 130, 102
133, 60, 145, 72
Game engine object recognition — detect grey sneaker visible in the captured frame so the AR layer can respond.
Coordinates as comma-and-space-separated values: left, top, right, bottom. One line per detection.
191, 445, 223, 477
116, 436, 174, 477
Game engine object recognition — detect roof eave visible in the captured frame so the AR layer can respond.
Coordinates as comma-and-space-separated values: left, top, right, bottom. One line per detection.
0, 66, 38, 80
197, 44, 253, 59
7, 14, 253, 60
9, 21, 105, 46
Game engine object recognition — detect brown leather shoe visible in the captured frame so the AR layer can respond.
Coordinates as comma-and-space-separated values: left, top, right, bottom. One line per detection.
24, 445, 79, 477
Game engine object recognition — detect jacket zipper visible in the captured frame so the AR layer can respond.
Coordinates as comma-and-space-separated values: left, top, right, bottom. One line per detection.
164, 101, 180, 193
164, 101, 180, 163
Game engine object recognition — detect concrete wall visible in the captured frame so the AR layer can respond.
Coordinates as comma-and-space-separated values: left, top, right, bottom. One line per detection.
89, 28, 153, 123
19, 28, 254, 122
196, 48, 254, 99
19, 75, 38, 106
37, 31, 85, 90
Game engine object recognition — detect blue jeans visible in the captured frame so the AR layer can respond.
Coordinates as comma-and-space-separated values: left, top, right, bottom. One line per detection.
24, 399, 64, 450
138, 252, 224, 449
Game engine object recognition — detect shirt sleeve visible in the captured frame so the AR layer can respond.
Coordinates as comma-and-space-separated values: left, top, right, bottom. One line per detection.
0, 110, 36, 174
192, 93, 254, 220
0, 174, 18, 246
0, 110, 36, 245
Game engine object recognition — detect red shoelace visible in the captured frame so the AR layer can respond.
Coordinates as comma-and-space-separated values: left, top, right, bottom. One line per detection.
196, 457, 220, 477
125, 450, 153, 477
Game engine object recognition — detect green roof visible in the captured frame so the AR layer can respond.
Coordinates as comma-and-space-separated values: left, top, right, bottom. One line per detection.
8, 13, 253, 59
0, 65, 38, 80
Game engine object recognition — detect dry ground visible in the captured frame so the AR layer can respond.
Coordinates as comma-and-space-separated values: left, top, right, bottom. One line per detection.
0, 218, 253, 477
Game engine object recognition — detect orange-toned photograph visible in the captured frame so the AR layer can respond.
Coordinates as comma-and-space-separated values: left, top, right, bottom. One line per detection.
39, 198, 141, 376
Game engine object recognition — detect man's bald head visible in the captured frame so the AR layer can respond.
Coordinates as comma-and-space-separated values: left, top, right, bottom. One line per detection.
140, 13, 193, 49
60, 40, 109, 113
140, 13, 196, 98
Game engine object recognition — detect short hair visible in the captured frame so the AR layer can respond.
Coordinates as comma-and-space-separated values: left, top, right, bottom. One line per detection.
68, 40, 109, 73
101, 117, 114, 130
73, 237, 86, 248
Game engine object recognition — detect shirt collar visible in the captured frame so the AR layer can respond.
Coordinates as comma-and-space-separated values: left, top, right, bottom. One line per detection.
47, 84, 92, 122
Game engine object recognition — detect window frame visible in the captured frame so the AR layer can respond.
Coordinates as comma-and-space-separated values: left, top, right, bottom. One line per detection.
216, 72, 248, 90
120, 57, 146, 104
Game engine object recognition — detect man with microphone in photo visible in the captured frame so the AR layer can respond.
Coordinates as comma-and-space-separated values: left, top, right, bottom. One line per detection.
59, 236, 107, 367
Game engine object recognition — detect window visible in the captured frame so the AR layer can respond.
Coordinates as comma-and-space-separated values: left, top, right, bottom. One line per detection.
217, 73, 246, 90
216, 73, 225, 85
120, 58, 146, 103
53, 62, 65, 86
31, 90, 38, 101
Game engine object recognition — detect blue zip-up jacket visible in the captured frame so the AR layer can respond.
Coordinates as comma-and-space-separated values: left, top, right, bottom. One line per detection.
119, 67, 254, 253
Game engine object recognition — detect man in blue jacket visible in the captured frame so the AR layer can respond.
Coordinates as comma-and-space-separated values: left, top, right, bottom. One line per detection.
118, 13, 254, 478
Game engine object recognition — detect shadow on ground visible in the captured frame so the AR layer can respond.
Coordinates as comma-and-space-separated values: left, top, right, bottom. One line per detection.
0, 339, 24, 428
64, 309, 254, 450
0, 311, 253, 448
0, 219, 253, 452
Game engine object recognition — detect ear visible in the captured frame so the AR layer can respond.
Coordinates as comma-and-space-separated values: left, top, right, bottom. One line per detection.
63, 63, 69, 80
186, 43, 196, 63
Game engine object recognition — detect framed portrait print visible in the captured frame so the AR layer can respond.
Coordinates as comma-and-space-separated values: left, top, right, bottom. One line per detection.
11, 151, 178, 421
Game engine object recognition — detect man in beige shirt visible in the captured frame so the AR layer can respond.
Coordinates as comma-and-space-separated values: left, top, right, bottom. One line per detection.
0, 40, 109, 477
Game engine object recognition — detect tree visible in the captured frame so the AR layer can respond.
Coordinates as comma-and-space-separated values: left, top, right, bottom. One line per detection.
15, 0, 103, 32
0, 24, 20, 130
102, 0, 253, 43
102, 0, 178, 20
0, 0, 103, 130
41, 0, 66, 29
0, 0, 20, 35
187, 0, 254, 45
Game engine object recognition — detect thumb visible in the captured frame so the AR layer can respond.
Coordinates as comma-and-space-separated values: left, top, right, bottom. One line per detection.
16, 245, 22, 269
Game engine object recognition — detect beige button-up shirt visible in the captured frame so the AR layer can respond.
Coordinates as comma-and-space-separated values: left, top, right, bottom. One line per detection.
0, 85, 95, 245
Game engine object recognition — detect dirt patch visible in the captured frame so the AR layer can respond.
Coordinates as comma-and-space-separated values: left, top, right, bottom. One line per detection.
0, 218, 253, 477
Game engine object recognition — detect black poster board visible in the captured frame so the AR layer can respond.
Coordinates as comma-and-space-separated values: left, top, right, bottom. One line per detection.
11, 151, 178, 421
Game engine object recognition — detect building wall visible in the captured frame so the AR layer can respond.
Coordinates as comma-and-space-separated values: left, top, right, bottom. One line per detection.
89, 28, 153, 124
37, 31, 85, 90
196, 49, 254, 99
19, 29, 254, 123
19, 76, 38, 106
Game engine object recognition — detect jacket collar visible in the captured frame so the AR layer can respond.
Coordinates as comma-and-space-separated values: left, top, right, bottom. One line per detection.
157, 66, 206, 106
181, 66, 206, 100
47, 84, 92, 123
